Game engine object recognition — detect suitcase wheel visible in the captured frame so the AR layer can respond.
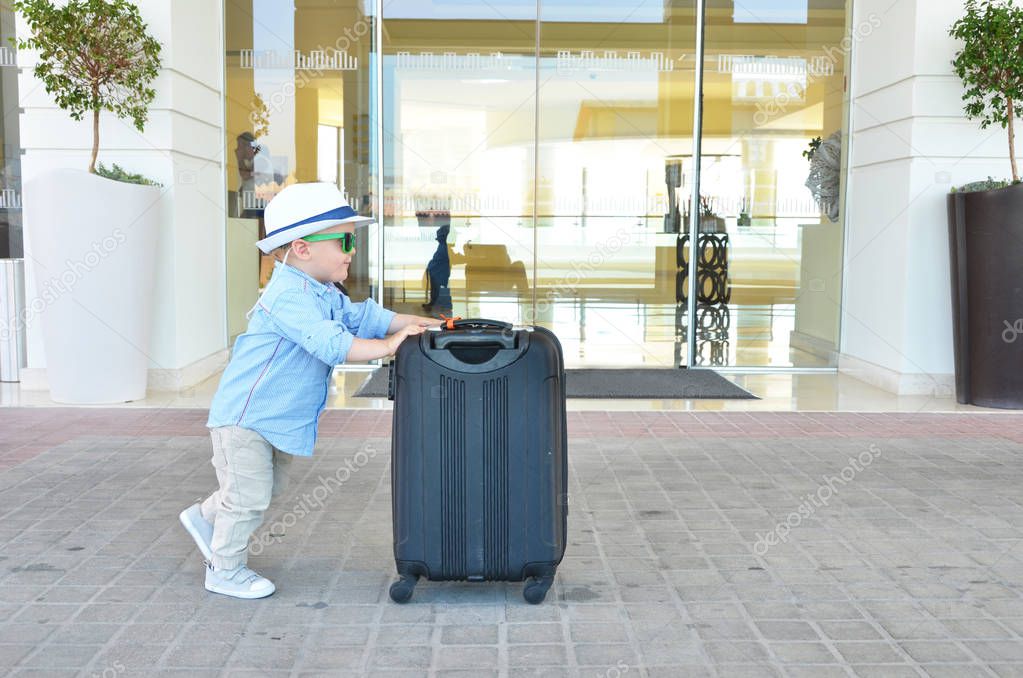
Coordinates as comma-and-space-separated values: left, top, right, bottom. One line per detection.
389, 574, 418, 603
523, 575, 554, 605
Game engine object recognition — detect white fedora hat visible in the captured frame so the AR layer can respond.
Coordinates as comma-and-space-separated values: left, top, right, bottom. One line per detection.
256, 182, 374, 253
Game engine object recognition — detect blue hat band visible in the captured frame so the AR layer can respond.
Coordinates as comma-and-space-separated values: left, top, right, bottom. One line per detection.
267, 205, 359, 238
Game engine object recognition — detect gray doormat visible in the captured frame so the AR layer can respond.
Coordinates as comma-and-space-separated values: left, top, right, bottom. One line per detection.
354, 367, 757, 399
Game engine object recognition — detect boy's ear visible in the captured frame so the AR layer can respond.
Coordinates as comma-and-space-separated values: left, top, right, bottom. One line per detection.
291, 239, 312, 259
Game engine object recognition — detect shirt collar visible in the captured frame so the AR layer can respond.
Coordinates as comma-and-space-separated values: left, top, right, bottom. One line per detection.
273, 261, 335, 298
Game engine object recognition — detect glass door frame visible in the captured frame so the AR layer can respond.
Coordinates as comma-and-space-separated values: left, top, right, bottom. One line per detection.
684, 0, 707, 369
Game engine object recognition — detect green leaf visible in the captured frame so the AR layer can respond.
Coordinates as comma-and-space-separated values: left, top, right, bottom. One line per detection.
13, 0, 163, 171
949, 0, 1023, 175
94, 161, 161, 186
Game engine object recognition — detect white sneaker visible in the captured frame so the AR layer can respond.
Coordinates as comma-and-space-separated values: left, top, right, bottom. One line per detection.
204, 562, 276, 599
178, 503, 213, 560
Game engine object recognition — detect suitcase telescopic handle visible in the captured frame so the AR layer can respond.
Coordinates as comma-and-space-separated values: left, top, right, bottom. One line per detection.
445, 318, 513, 331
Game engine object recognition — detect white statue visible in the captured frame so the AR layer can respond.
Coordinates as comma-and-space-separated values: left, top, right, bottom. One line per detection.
805, 130, 842, 223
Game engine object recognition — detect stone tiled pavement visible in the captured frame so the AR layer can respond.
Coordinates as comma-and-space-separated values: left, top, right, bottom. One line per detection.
1, 409, 1023, 677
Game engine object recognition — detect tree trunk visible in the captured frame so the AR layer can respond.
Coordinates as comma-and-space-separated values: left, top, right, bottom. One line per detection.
89, 108, 99, 174
1009, 97, 1019, 184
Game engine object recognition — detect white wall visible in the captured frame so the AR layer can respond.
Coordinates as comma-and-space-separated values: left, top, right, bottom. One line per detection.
19, 0, 228, 390
841, 0, 1012, 394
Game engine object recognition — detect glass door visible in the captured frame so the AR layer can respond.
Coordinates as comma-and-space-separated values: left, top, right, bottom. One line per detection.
690, 0, 848, 367
536, 1, 699, 368
380, 1, 538, 324
224, 0, 380, 341
530, 0, 849, 368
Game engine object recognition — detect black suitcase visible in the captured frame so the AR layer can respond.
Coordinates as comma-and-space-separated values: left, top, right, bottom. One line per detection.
387, 319, 568, 604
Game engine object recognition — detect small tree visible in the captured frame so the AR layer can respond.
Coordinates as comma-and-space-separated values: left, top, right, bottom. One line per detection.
950, 0, 1023, 184
14, 0, 161, 174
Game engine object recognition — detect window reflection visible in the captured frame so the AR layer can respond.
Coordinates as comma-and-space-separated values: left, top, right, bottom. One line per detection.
734, 0, 809, 24
0, 5, 22, 259
382, 3, 537, 322
224, 0, 377, 340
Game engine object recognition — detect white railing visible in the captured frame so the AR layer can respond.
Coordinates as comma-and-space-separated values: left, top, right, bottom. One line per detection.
239, 188, 361, 214
395, 51, 519, 71
238, 191, 268, 211
718, 54, 834, 78
240, 49, 358, 71
556, 50, 675, 73
0, 189, 21, 209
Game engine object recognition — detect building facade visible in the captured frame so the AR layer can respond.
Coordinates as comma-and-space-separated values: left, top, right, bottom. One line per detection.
8, 0, 1007, 395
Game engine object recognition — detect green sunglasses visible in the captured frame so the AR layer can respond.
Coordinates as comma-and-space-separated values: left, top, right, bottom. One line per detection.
302, 232, 356, 253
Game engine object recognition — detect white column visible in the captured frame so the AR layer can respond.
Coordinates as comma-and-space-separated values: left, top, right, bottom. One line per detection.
18, 0, 228, 392
840, 0, 1011, 395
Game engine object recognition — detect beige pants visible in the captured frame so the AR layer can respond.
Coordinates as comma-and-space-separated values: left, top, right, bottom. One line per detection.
200, 426, 292, 570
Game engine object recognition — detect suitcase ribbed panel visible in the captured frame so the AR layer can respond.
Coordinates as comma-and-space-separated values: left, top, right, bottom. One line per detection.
482, 376, 509, 579
440, 375, 467, 579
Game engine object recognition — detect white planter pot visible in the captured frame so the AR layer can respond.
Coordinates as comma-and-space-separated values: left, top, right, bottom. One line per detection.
26, 168, 160, 403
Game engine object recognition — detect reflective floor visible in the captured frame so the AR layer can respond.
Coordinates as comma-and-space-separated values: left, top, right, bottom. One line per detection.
0, 369, 989, 413
387, 299, 828, 370
382, 218, 838, 369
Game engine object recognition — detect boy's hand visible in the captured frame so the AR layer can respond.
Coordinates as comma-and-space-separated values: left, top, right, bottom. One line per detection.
386, 314, 445, 335
386, 324, 426, 354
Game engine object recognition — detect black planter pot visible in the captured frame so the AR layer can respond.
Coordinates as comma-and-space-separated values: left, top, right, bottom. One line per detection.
947, 183, 1023, 408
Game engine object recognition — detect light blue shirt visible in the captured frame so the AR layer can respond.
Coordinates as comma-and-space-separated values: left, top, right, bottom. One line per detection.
208, 261, 395, 456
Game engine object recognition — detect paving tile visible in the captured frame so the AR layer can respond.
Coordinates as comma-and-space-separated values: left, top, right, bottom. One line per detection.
434, 646, 499, 669
364, 646, 430, 670
898, 640, 974, 663
818, 621, 884, 641
768, 641, 838, 663
694, 619, 758, 640
162, 641, 236, 669
834, 642, 906, 664
572, 643, 639, 667
439, 624, 499, 645
17, 643, 102, 669
755, 620, 820, 641
507, 644, 568, 667
991, 666, 1023, 678
783, 667, 850, 678
373, 624, 432, 646
0, 644, 35, 667
923, 667, 1000, 678
703, 641, 770, 663
850, 667, 921, 678
567, 622, 629, 644
966, 641, 1023, 662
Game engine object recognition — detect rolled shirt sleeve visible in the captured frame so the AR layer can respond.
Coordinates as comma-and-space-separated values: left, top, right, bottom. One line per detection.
263, 289, 355, 365
341, 296, 396, 339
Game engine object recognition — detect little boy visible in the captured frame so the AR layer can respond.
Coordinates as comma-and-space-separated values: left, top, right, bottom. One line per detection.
179, 182, 440, 599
